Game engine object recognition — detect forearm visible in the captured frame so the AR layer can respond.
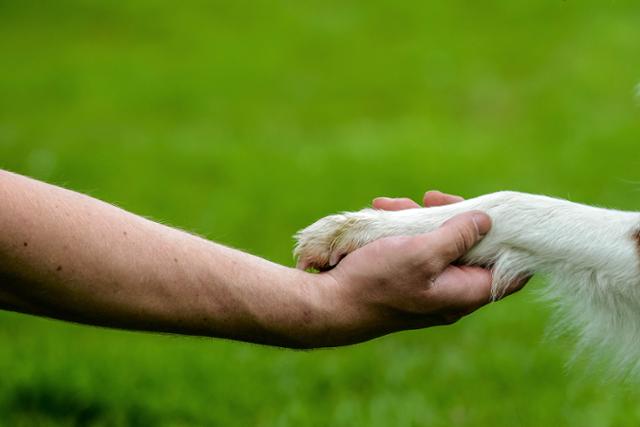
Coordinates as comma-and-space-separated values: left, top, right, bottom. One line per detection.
0, 170, 333, 347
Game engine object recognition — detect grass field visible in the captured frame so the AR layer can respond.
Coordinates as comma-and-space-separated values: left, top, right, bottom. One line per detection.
1, 1, 640, 425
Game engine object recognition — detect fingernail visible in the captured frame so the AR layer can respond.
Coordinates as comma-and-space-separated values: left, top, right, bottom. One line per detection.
471, 212, 492, 236
372, 197, 392, 207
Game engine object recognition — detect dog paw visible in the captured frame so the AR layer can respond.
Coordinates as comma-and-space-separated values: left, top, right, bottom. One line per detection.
294, 210, 380, 271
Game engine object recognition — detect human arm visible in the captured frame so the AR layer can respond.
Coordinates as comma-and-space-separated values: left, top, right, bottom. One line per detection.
0, 170, 515, 348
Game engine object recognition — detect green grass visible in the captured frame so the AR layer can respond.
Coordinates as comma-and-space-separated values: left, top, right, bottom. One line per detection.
1, 1, 640, 425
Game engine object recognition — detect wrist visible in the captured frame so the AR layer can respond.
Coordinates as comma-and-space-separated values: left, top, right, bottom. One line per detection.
277, 270, 360, 349
300, 270, 386, 348
286, 270, 347, 348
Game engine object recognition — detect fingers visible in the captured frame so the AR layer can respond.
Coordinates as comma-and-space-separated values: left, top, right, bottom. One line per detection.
429, 265, 493, 311
417, 211, 492, 272
423, 191, 464, 207
426, 269, 531, 323
373, 190, 464, 211
500, 274, 532, 298
372, 197, 420, 211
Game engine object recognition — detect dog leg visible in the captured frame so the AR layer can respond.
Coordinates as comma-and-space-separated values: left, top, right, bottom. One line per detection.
295, 191, 640, 298
296, 191, 640, 373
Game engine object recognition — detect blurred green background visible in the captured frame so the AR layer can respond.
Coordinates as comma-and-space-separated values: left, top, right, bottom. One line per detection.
1, 0, 639, 425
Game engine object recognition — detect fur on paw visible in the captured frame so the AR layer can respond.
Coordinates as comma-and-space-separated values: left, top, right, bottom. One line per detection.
294, 210, 378, 271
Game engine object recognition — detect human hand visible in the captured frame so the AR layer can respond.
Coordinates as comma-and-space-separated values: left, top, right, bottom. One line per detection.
372, 190, 464, 210
313, 191, 527, 345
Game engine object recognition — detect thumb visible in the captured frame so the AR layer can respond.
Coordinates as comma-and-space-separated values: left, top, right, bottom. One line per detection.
419, 211, 492, 272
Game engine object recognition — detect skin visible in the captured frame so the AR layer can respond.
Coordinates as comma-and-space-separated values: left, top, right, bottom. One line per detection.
0, 170, 525, 348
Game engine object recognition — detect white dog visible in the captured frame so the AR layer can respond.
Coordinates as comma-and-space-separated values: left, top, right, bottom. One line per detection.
294, 191, 640, 373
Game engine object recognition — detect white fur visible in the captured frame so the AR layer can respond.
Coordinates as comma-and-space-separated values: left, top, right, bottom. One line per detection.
294, 191, 640, 375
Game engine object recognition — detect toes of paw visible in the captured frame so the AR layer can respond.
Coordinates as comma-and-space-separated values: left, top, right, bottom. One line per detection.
294, 211, 371, 271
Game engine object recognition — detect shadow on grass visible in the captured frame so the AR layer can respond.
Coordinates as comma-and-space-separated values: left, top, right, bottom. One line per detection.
4, 383, 159, 426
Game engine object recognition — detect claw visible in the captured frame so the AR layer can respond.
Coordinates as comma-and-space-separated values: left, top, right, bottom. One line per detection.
329, 252, 345, 267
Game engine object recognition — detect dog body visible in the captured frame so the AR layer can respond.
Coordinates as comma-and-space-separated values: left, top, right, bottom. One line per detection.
294, 191, 640, 372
